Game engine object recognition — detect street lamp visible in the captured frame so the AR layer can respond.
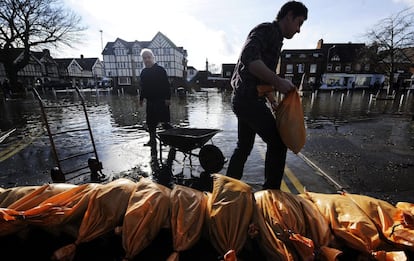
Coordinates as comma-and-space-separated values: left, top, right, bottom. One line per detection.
326, 45, 336, 71
99, 30, 103, 51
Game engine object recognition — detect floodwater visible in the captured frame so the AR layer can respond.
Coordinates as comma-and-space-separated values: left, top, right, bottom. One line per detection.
0, 87, 413, 187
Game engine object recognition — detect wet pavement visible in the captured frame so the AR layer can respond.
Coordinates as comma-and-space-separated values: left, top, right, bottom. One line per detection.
1, 87, 413, 204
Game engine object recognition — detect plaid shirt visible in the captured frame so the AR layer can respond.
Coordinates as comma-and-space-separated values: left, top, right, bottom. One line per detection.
231, 21, 283, 101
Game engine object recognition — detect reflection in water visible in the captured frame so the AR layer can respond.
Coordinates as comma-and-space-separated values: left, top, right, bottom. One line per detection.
0, 88, 413, 185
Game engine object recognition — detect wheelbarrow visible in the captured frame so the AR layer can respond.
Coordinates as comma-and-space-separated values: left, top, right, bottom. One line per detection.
156, 127, 225, 177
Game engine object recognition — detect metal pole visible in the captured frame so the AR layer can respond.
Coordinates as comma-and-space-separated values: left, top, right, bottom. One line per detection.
100, 30, 103, 52
75, 87, 100, 163
32, 88, 62, 171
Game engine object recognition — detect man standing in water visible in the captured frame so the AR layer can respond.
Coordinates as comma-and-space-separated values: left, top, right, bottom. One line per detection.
139, 48, 172, 148
226, 1, 308, 189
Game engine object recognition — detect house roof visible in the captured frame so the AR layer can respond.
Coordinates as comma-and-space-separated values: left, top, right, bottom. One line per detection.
322, 43, 366, 63
402, 47, 414, 63
54, 58, 75, 68
76, 58, 99, 71
102, 32, 186, 56
0, 48, 42, 64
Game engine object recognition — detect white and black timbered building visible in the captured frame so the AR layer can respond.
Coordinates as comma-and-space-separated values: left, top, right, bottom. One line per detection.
102, 32, 187, 88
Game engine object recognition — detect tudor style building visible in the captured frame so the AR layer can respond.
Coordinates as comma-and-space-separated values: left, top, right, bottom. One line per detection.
102, 32, 187, 89
54, 56, 104, 88
0, 48, 104, 90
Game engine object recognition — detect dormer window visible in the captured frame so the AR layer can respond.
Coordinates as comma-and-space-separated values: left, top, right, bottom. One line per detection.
332, 55, 340, 62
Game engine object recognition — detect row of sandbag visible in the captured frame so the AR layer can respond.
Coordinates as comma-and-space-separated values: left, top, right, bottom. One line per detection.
0, 174, 413, 261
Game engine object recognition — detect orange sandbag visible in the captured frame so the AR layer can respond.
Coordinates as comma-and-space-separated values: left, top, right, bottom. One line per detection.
275, 89, 306, 154
77, 178, 137, 243
6, 183, 76, 210
254, 190, 335, 261
397, 202, 414, 214
0, 183, 78, 236
205, 174, 254, 258
302, 192, 382, 254
168, 185, 208, 261
52, 178, 137, 261
122, 177, 171, 260
257, 85, 306, 154
0, 186, 41, 207
344, 194, 414, 251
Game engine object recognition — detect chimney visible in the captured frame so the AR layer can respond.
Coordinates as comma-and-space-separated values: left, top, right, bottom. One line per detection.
80, 54, 84, 59
317, 39, 323, 49
42, 49, 50, 56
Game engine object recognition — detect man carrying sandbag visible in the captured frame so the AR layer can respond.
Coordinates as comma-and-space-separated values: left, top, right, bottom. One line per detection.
226, 1, 308, 189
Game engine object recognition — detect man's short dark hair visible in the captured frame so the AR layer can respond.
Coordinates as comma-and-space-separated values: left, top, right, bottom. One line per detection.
276, 1, 308, 21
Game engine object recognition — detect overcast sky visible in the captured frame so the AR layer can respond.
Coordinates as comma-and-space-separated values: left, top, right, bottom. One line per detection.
58, 0, 414, 71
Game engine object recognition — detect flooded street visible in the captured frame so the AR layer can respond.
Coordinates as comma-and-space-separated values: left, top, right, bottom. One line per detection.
1, 87, 414, 203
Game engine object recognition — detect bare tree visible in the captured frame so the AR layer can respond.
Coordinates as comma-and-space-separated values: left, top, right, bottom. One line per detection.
364, 8, 414, 89
0, 0, 86, 92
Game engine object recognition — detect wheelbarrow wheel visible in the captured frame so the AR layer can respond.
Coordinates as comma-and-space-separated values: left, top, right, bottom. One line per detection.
198, 144, 225, 174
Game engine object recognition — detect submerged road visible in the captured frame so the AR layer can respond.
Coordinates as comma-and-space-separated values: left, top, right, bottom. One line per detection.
2, 88, 412, 204
0, 128, 339, 195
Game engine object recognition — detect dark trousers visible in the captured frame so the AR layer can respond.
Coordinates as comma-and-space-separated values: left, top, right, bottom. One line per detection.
146, 100, 171, 144
226, 98, 287, 189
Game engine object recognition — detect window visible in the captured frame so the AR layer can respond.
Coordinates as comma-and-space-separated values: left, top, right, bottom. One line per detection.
345, 64, 351, 72
115, 48, 126, 56
285, 53, 291, 58
335, 65, 341, 72
332, 55, 340, 61
327, 64, 333, 71
310, 64, 317, 73
297, 63, 304, 73
286, 64, 293, 73
313, 53, 319, 58
309, 77, 316, 84
299, 54, 306, 58
364, 64, 370, 71
118, 76, 131, 85
355, 63, 361, 71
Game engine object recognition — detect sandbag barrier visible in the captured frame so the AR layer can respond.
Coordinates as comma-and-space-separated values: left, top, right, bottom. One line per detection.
0, 175, 413, 261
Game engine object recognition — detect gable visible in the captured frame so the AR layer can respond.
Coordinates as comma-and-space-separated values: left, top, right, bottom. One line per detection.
114, 39, 127, 48
148, 32, 177, 49
68, 59, 83, 72
132, 41, 142, 49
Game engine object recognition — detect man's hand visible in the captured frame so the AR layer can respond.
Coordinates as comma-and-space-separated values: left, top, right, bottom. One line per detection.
248, 60, 295, 94
276, 77, 295, 94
